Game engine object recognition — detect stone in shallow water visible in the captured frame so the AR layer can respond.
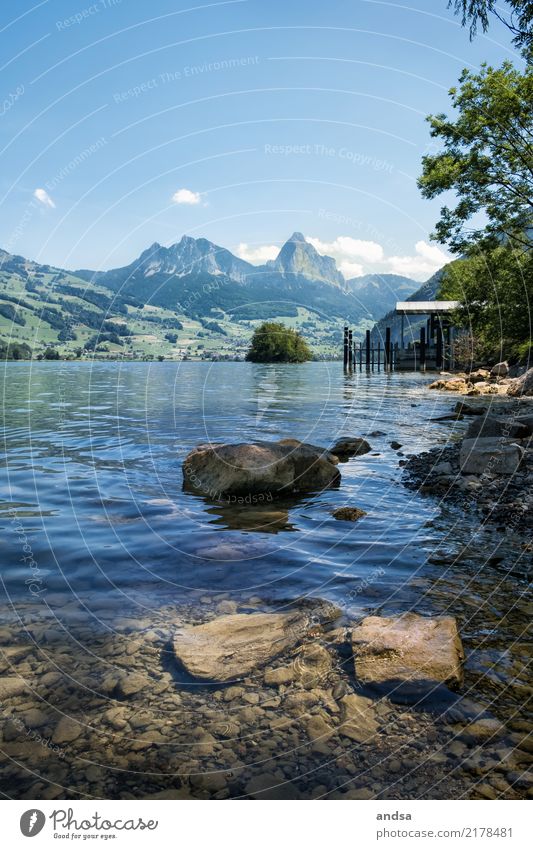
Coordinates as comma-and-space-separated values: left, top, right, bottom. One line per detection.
338, 693, 379, 743
245, 772, 301, 800
330, 437, 371, 461
52, 716, 82, 744
351, 612, 464, 699
332, 506, 367, 522
173, 601, 339, 682
182, 439, 340, 497
0, 677, 28, 699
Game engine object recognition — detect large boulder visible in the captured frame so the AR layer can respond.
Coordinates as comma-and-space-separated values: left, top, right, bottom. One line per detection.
459, 437, 524, 475
351, 613, 464, 699
182, 439, 340, 497
507, 367, 533, 397
330, 437, 371, 461
428, 377, 470, 393
173, 600, 340, 682
465, 415, 531, 440
490, 361, 509, 377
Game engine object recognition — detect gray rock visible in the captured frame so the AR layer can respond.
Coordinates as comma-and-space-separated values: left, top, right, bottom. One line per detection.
465, 415, 531, 440
460, 438, 524, 475
182, 439, 340, 497
330, 437, 371, 461
490, 361, 509, 377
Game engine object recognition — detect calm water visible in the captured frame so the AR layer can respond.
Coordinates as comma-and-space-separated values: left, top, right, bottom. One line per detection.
1, 361, 464, 613
1, 361, 528, 617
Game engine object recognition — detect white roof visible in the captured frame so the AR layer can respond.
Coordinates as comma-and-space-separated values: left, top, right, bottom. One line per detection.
395, 300, 460, 315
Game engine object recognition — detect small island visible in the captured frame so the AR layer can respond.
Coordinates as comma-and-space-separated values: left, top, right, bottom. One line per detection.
245, 321, 313, 363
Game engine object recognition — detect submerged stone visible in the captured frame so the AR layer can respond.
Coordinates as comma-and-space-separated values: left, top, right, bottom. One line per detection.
351, 612, 464, 700
173, 601, 340, 682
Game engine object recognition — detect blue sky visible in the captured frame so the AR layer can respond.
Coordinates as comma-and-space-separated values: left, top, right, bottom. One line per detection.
0, 0, 523, 280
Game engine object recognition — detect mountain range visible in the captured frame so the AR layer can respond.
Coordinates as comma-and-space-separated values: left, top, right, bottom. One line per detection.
0, 232, 425, 359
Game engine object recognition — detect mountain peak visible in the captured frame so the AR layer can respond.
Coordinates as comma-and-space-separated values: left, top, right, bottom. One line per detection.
268, 232, 344, 286
288, 231, 306, 243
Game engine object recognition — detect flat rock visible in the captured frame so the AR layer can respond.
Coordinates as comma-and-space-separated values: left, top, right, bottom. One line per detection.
460, 438, 524, 476
351, 613, 464, 698
182, 439, 340, 497
173, 601, 340, 682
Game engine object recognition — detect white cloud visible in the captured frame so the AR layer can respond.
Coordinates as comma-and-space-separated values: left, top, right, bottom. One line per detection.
386, 240, 450, 279
339, 260, 364, 278
33, 188, 55, 208
236, 242, 279, 264
307, 235, 384, 267
171, 188, 201, 205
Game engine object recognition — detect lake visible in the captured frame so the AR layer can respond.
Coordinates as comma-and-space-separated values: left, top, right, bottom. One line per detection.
0, 361, 530, 799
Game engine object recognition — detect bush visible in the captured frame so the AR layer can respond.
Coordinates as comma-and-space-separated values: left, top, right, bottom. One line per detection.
43, 347, 60, 360
246, 322, 312, 363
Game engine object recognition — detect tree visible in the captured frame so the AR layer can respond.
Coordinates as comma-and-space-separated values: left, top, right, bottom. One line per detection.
246, 322, 313, 363
43, 347, 60, 360
448, 1, 533, 53
418, 61, 533, 253
439, 244, 533, 360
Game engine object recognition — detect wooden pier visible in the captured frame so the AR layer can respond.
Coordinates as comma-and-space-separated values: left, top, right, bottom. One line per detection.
343, 300, 459, 372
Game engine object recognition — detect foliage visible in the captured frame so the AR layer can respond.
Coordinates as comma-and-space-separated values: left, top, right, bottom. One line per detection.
165, 332, 178, 343
0, 340, 32, 359
246, 322, 312, 363
0, 302, 26, 325
439, 244, 533, 360
419, 61, 533, 254
43, 347, 60, 360
448, 0, 533, 54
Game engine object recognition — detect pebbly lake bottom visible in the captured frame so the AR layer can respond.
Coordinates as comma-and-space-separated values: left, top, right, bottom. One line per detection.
0, 362, 531, 799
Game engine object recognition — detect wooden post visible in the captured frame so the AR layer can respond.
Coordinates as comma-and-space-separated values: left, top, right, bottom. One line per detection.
365, 329, 371, 371
359, 342, 362, 371
371, 343, 375, 371
377, 340, 381, 372
420, 326, 426, 372
436, 323, 443, 369
400, 313, 404, 350
343, 325, 348, 369
348, 329, 353, 370
385, 327, 391, 371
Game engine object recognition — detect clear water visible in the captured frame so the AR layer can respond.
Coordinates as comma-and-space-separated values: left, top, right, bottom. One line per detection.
1, 361, 531, 800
